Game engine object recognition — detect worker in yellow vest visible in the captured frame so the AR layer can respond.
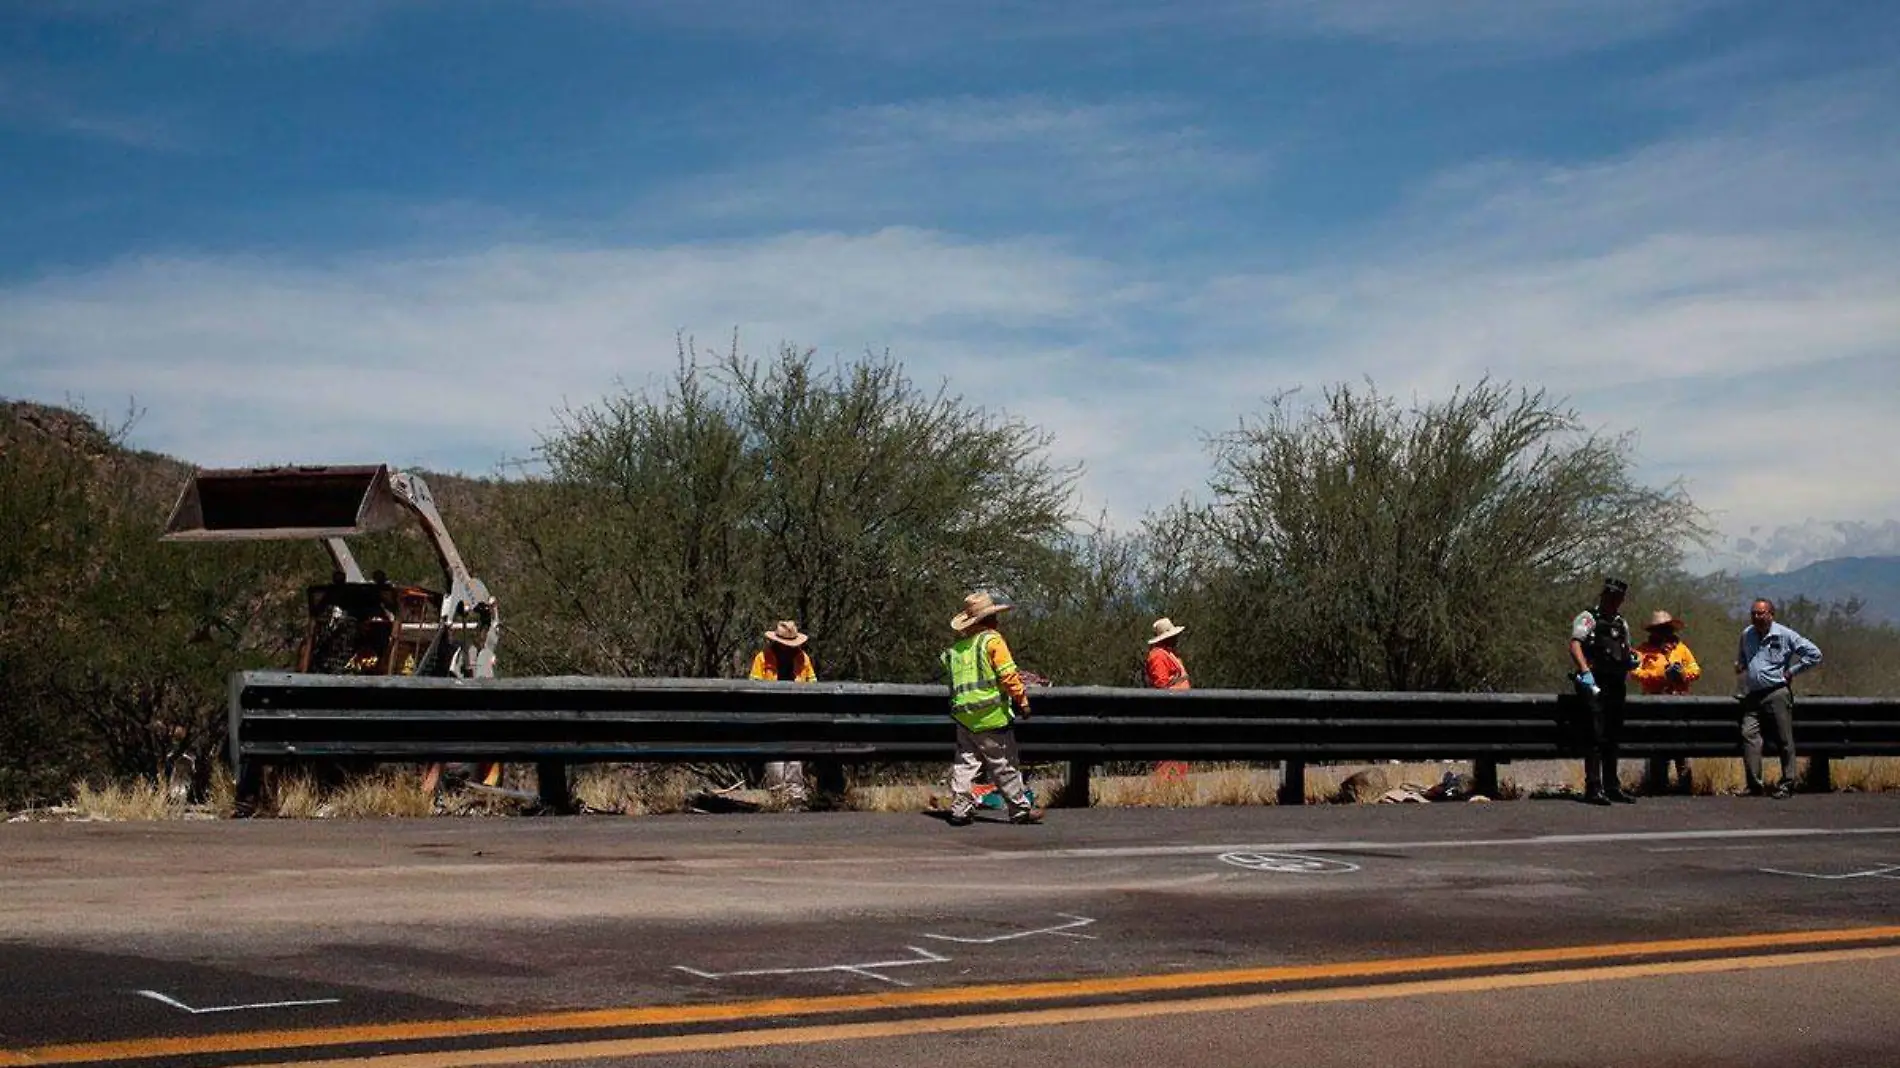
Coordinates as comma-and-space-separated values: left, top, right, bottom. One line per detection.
941, 591, 1044, 826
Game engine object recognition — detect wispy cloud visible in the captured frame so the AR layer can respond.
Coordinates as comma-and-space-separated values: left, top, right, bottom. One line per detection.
1249, 0, 1732, 49
33, 0, 424, 52
0, 229, 1120, 475
631, 0, 1733, 55
0, 68, 188, 150
1159, 66, 1900, 560
649, 93, 1263, 232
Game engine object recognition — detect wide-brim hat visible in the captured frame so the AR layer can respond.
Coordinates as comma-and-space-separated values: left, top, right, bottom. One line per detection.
1644, 610, 1682, 633
764, 620, 808, 647
951, 591, 1011, 631
1147, 617, 1186, 645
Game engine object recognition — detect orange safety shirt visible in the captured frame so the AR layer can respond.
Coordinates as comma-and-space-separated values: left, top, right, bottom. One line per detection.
1633, 638, 1700, 695
1145, 646, 1191, 690
749, 647, 816, 682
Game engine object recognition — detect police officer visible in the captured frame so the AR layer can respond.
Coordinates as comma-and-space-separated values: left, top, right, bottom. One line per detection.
1568, 577, 1641, 805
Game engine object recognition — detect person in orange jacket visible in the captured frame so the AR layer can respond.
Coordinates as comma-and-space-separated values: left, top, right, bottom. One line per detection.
749, 620, 816, 803
1633, 610, 1701, 791
1144, 617, 1191, 690
1144, 617, 1191, 780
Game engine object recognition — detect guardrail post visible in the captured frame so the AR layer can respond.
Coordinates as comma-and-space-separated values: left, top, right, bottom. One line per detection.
1804, 756, 1832, 793
1278, 760, 1306, 806
536, 760, 573, 814
232, 760, 267, 818
1473, 759, 1499, 799
813, 760, 848, 809
1643, 757, 1671, 795
1062, 761, 1092, 808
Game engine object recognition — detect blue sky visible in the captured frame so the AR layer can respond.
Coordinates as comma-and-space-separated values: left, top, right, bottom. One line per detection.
3, 0, 1897, 572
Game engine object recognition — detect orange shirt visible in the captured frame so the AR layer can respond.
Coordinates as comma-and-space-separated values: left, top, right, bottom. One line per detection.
981, 629, 1029, 705
748, 648, 816, 682
1146, 646, 1190, 690
1633, 638, 1699, 695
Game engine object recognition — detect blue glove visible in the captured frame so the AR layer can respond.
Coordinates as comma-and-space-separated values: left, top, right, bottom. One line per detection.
1574, 671, 1598, 695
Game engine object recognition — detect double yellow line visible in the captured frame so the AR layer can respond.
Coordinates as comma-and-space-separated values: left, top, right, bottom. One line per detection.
9, 926, 1900, 1067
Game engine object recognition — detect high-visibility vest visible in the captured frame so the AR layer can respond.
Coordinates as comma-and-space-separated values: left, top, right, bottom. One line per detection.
943, 630, 1015, 733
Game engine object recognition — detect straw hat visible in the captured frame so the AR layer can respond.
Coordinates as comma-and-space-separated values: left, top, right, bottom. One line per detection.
1147, 617, 1186, 645
763, 620, 808, 648
1644, 610, 1682, 633
951, 591, 1012, 631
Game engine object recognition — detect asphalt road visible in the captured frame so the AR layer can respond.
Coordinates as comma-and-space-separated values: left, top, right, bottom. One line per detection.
4, 795, 1899, 1066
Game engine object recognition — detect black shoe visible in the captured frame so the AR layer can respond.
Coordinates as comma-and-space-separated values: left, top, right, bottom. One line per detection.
1581, 791, 1613, 806
1770, 783, 1795, 800
1009, 807, 1045, 825
1746, 783, 1769, 797
1605, 789, 1638, 804
946, 813, 973, 827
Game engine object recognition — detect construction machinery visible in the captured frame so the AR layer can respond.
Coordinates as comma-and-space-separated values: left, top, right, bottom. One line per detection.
163, 464, 501, 801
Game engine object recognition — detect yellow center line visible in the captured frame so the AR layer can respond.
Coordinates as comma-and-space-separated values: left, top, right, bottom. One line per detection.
223, 945, 1900, 1068
8, 925, 1900, 1066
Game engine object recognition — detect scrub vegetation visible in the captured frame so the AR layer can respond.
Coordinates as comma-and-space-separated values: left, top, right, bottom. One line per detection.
5, 342, 1898, 815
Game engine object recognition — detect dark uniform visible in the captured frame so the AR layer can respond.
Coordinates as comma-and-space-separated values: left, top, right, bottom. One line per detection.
1570, 585, 1639, 803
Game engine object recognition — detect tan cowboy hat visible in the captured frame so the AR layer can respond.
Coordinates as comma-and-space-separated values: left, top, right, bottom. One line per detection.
1644, 610, 1683, 632
1147, 617, 1186, 645
951, 591, 1011, 631
763, 620, 808, 647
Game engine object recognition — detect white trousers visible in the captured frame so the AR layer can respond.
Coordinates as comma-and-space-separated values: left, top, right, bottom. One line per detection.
949, 724, 1030, 817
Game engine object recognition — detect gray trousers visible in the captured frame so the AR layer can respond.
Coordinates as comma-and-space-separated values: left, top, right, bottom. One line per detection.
1741, 686, 1796, 789
949, 723, 1031, 818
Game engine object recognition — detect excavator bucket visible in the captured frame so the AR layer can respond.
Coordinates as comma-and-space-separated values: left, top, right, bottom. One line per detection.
162, 465, 407, 542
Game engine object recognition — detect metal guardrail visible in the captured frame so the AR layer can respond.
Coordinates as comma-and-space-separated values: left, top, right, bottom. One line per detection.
229, 672, 1900, 809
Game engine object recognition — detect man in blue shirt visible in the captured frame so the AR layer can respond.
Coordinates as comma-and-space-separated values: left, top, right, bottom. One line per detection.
1735, 598, 1824, 798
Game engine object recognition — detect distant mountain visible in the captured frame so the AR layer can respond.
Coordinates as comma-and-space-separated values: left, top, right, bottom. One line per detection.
1709, 519, 1900, 575
1735, 556, 1900, 624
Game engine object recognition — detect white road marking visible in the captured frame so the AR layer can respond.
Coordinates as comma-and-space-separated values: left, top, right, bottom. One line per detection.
1759, 863, 1900, 881
673, 946, 951, 986
920, 913, 1098, 944
1218, 852, 1361, 874
135, 990, 340, 1014
990, 826, 1900, 862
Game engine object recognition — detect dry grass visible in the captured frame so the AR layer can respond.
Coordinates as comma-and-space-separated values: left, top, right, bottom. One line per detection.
70, 779, 183, 821
1834, 757, 1900, 793
29, 754, 1900, 821
572, 764, 706, 815
323, 773, 436, 818
1091, 764, 1279, 807
263, 772, 324, 818
205, 761, 237, 815
846, 782, 941, 812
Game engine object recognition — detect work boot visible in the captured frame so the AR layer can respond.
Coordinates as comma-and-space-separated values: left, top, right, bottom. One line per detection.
1009, 806, 1045, 825
1581, 791, 1613, 807
1770, 782, 1795, 800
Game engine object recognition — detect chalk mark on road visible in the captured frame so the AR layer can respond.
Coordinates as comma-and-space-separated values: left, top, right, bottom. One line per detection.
1759, 862, 1900, 881
135, 990, 340, 1014
921, 913, 1098, 944
1219, 852, 1360, 874
674, 945, 951, 986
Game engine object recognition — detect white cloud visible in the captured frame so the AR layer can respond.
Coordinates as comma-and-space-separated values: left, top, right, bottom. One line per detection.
1252, 0, 1730, 49
631, 0, 1731, 55
645, 93, 1263, 231
1157, 70, 1900, 561
0, 229, 1120, 476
